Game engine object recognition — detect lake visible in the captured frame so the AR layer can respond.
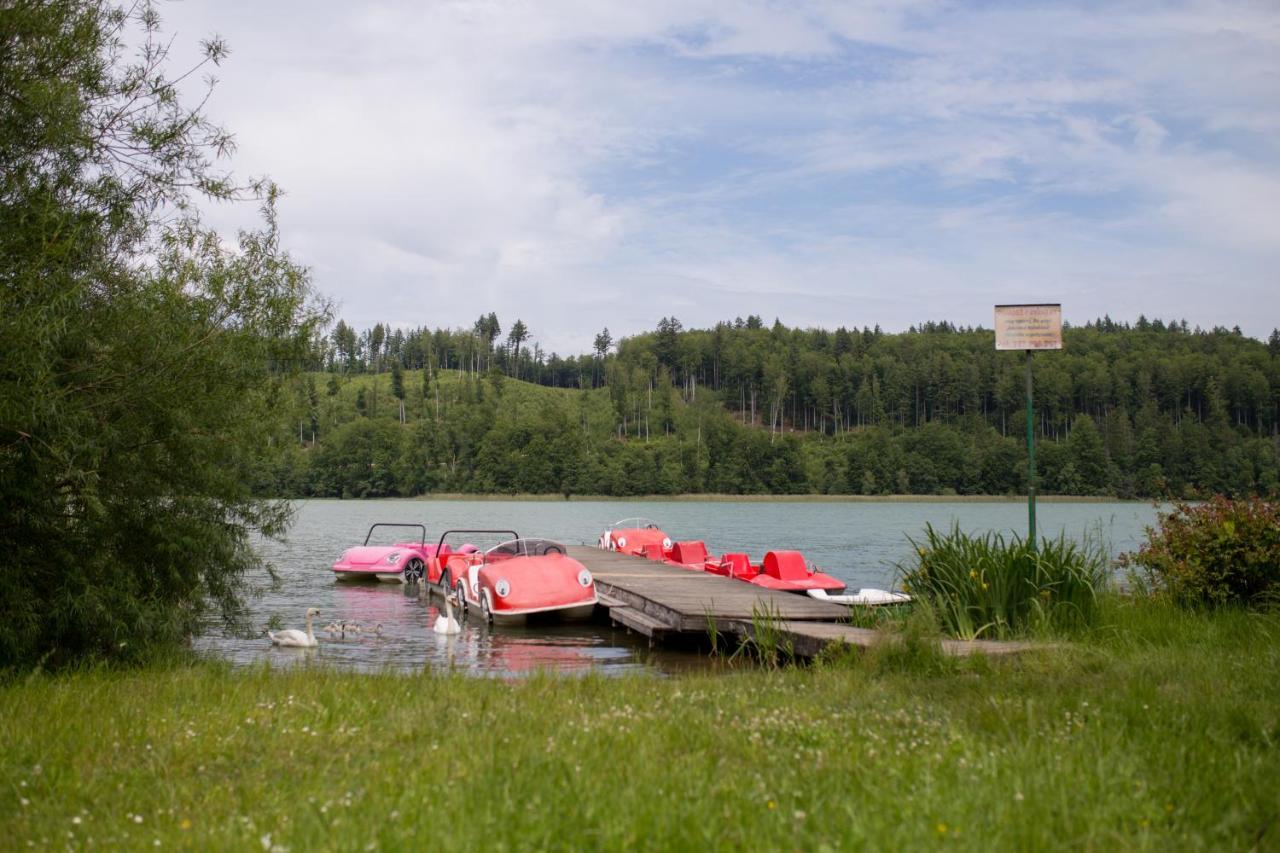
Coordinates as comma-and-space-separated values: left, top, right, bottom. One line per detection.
196, 498, 1160, 675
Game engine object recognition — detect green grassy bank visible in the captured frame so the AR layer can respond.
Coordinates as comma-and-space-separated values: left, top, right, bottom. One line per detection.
3, 601, 1277, 850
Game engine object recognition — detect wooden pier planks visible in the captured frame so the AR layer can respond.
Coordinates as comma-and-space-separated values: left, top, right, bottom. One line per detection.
569, 546, 1039, 658
729, 618, 1041, 659
568, 545, 848, 633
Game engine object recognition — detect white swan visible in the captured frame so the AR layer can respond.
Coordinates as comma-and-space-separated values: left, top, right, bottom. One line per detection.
269, 608, 321, 647
434, 592, 461, 635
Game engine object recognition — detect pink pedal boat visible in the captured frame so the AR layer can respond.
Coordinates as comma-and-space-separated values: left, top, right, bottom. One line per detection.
331, 523, 443, 583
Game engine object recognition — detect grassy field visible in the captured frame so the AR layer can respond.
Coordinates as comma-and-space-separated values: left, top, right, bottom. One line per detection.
3, 600, 1277, 851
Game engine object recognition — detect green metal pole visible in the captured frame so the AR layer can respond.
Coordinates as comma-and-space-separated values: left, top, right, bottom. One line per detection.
1026, 349, 1037, 551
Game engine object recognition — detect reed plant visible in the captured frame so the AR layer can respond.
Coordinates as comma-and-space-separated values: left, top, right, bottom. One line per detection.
898, 523, 1110, 639
728, 602, 795, 667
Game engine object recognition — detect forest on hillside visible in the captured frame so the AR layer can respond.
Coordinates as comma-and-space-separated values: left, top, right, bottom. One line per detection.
261, 316, 1280, 499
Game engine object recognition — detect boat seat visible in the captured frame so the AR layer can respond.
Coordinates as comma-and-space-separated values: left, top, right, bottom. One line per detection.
671, 540, 709, 565
640, 543, 665, 561
762, 550, 810, 581
721, 552, 757, 579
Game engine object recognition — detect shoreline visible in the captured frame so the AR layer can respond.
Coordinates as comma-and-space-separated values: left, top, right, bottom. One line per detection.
282, 492, 1149, 504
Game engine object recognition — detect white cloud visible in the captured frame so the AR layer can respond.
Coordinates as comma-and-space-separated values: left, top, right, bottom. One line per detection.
157, 0, 1280, 351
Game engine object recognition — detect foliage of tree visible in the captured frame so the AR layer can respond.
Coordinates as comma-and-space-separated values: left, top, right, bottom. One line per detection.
0, 1, 323, 668
291, 314, 1280, 499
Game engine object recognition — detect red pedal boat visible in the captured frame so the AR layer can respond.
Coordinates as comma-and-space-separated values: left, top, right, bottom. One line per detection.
706, 549, 910, 605
598, 517, 673, 559
599, 518, 908, 605
431, 529, 598, 626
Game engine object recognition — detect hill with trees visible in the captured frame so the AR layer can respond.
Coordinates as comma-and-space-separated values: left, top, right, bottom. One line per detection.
264, 315, 1280, 499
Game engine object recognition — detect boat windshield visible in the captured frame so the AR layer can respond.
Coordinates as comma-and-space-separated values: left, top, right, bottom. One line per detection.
485, 538, 567, 562
610, 517, 660, 531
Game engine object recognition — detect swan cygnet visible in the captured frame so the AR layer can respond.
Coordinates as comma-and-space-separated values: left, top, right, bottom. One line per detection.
268, 608, 321, 648
434, 593, 461, 635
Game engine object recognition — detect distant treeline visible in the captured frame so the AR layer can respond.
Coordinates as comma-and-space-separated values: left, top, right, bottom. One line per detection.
267, 316, 1280, 499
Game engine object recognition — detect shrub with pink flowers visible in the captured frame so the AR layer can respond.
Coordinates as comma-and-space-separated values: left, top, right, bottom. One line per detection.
1121, 496, 1280, 606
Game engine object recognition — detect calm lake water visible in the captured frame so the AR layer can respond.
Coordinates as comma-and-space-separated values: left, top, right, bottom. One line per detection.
197, 498, 1160, 675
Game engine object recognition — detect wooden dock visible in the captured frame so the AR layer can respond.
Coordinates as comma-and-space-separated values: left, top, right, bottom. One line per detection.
567, 546, 1038, 659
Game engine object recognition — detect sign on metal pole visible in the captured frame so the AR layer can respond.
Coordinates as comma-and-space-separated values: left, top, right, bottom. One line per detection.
994, 303, 1063, 351
994, 304, 1063, 550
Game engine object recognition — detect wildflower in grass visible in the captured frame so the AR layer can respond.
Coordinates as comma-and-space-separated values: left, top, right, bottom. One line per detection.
767, 801, 776, 810
937, 822, 948, 834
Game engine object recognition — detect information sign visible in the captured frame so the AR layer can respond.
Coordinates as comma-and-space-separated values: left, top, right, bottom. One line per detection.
994, 304, 1063, 351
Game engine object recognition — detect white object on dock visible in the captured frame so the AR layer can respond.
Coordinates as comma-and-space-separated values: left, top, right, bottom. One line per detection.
807, 588, 911, 606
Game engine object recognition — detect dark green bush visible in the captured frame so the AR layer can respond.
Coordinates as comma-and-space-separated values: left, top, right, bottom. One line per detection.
1120, 496, 1280, 607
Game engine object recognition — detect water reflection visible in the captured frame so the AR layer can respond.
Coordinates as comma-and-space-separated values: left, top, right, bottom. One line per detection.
197, 577, 679, 677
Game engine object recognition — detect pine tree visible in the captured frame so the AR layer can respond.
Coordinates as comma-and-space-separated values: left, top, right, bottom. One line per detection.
507, 319, 529, 379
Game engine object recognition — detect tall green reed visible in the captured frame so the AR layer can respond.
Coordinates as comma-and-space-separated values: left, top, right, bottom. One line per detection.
899, 523, 1110, 639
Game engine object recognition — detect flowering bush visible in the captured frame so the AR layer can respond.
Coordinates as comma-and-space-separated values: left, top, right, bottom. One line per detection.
1120, 496, 1280, 607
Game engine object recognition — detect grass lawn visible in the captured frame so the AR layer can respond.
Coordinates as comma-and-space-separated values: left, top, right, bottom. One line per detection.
3, 600, 1277, 851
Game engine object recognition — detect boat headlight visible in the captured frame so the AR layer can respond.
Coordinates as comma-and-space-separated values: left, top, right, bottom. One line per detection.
662, 537, 672, 550
578, 569, 593, 588
617, 536, 626, 549
495, 579, 510, 598
385, 552, 401, 564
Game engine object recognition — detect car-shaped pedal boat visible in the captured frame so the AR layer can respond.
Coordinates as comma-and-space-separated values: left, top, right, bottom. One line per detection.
707, 550, 911, 605
598, 519, 712, 570
331, 523, 439, 583
434, 529, 598, 625
598, 517, 675, 559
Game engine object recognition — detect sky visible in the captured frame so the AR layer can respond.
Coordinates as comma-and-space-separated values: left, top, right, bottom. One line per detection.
157, 0, 1280, 354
